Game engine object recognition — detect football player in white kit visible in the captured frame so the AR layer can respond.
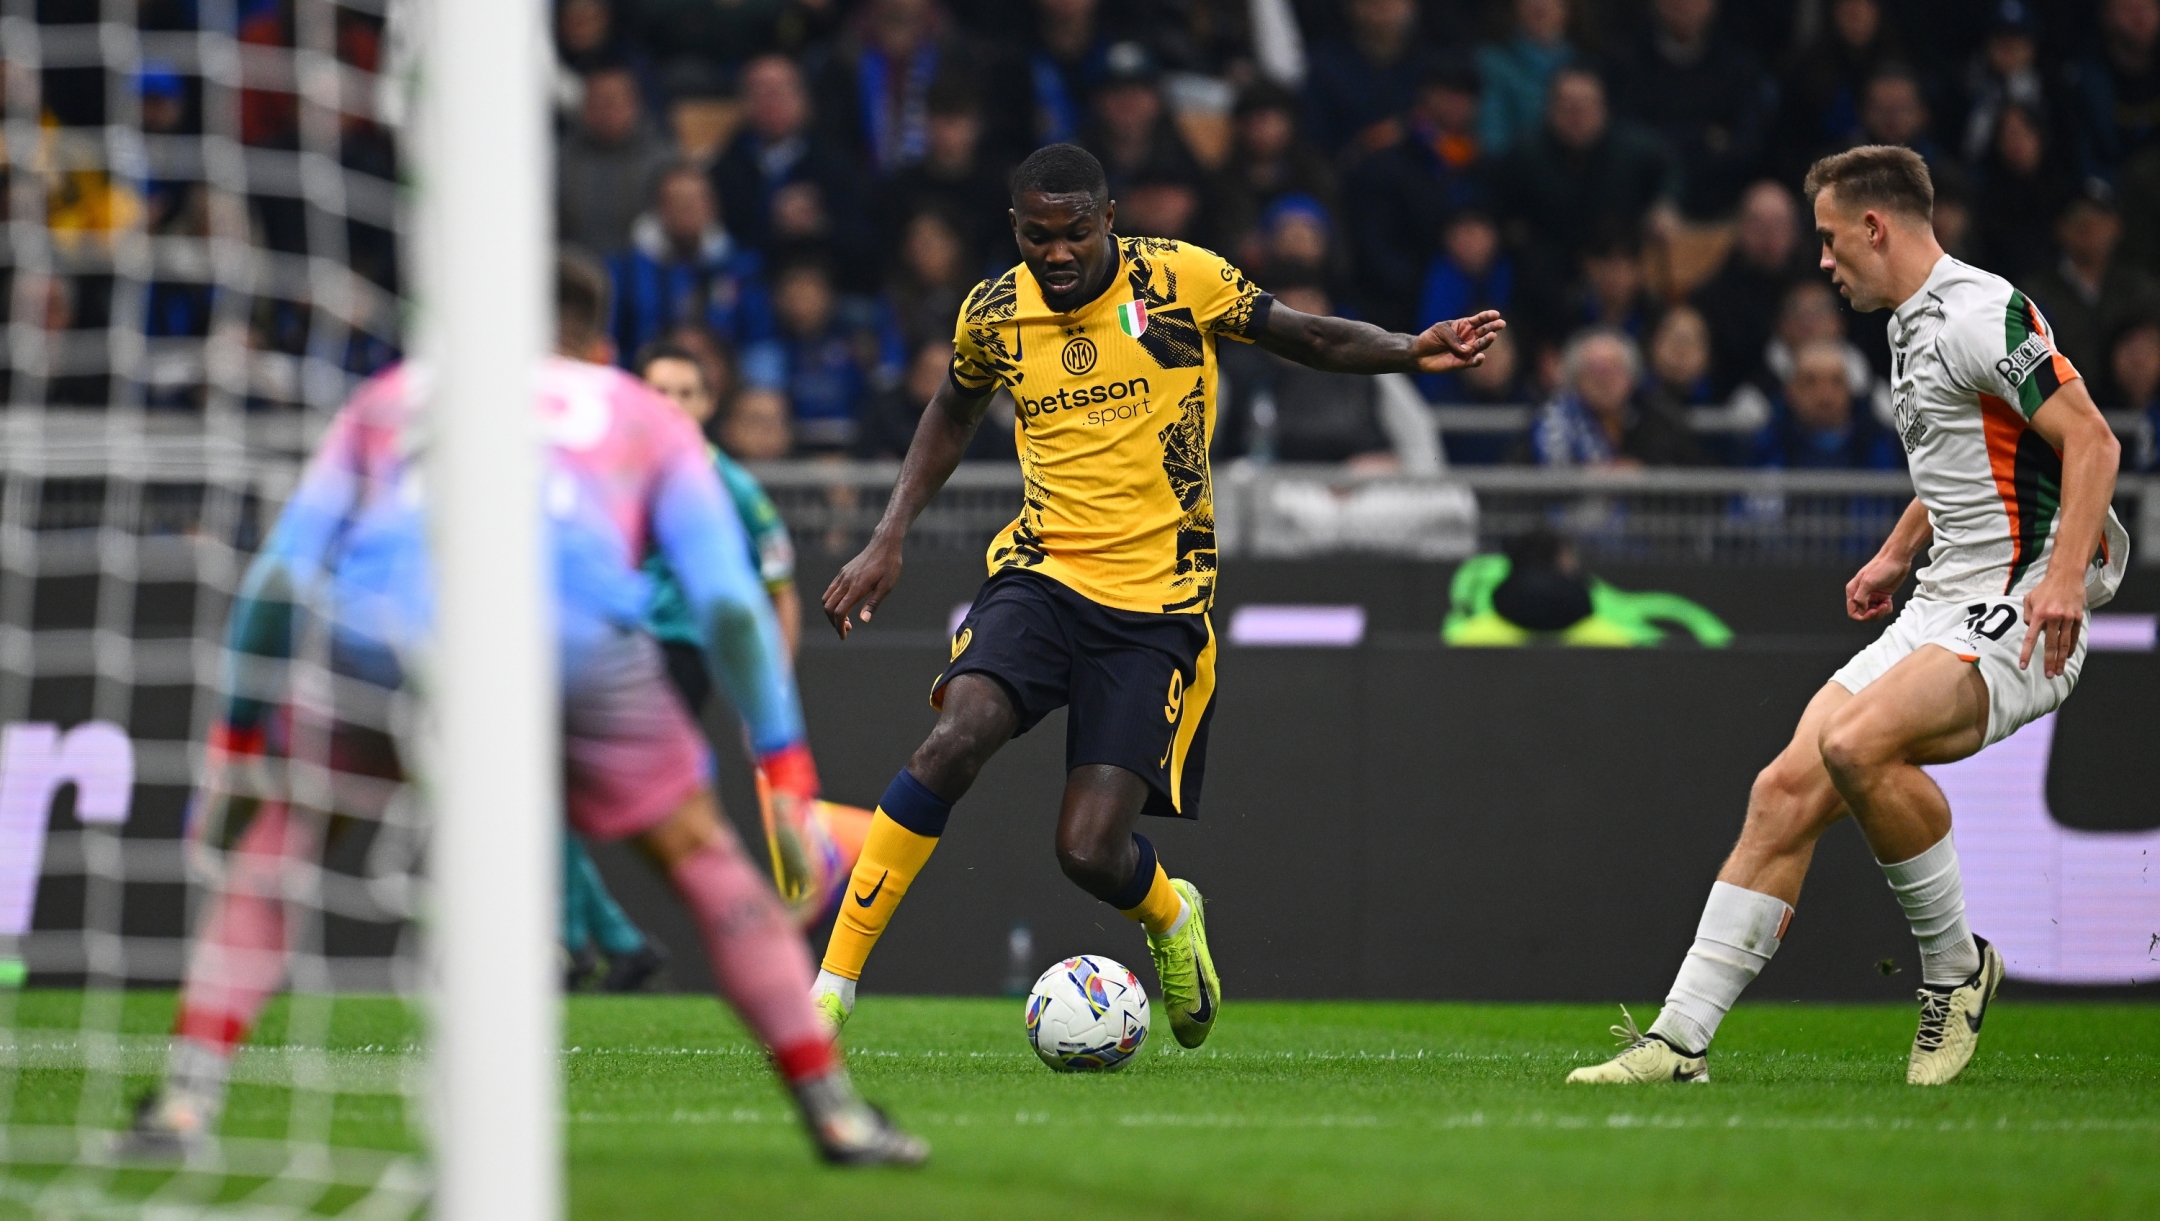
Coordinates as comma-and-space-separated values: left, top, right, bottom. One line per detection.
1569, 145, 2128, 1088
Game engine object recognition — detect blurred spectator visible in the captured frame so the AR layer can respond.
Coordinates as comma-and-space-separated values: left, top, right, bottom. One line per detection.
553, 1, 653, 121
1929, 161, 1980, 261
1147, 0, 1259, 80
1490, 68, 1680, 290
1083, 42, 1207, 200
1451, 329, 1524, 405
809, 0, 1028, 174
1216, 82, 1338, 273
139, 61, 196, 163
22, 274, 110, 408
858, 340, 936, 458
860, 340, 1017, 460
719, 387, 795, 460
1415, 210, 1513, 399
1027, 0, 1117, 146
1973, 103, 2076, 281
607, 164, 775, 362
878, 76, 1013, 269
1219, 283, 1399, 464
1123, 163, 1211, 243
139, 62, 213, 399
1691, 181, 1810, 397
1957, 2, 2052, 165
555, 0, 618, 76
1750, 338, 1902, 469
751, 258, 904, 452
1341, 57, 1487, 331
1251, 194, 1338, 290
886, 209, 975, 348
1733, 280, 1889, 433
1436, 325, 1528, 465
2026, 186, 2160, 383
634, 0, 839, 71
1776, 0, 1907, 179
1478, 0, 1576, 157
1643, 304, 1717, 413
2112, 321, 2160, 468
2065, 0, 2160, 178
557, 65, 672, 256
1855, 65, 1944, 164
1524, 328, 1703, 467
710, 55, 865, 274
1303, 0, 1422, 156
1571, 227, 1659, 339
1604, 0, 1775, 218
2121, 145, 2160, 276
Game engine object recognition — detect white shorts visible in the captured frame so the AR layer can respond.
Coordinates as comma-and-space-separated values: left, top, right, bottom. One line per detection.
1828, 596, 2086, 749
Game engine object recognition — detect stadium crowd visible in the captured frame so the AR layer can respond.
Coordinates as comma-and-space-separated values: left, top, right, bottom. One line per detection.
542, 0, 2160, 470
12, 0, 2160, 471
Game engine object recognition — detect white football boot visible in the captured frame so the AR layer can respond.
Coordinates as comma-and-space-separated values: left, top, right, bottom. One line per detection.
116, 1085, 219, 1159
1566, 1005, 1709, 1084
1907, 936, 2004, 1086
793, 1071, 928, 1167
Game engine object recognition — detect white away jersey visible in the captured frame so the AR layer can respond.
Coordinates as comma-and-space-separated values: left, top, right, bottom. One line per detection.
1886, 256, 2128, 606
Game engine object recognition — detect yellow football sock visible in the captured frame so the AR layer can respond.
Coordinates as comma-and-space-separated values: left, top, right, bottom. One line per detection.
820, 810, 939, 981
1120, 861, 1185, 939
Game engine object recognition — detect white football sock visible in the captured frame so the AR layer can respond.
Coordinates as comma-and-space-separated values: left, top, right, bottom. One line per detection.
1649, 882, 1792, 1055
1879, 833, 1980, 986
811, 969, 856, 1012
1149, 896, 1192, 942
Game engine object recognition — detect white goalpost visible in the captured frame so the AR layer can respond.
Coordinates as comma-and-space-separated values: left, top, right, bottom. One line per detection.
0, 0, 558, 1214
417, 0, 558, 1216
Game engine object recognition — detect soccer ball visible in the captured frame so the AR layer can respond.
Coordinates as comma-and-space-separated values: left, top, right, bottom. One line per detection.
1024, 954, 1149, 1072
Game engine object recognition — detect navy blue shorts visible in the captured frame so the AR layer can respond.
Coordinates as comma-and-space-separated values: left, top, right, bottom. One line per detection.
933, 570, 1218, 820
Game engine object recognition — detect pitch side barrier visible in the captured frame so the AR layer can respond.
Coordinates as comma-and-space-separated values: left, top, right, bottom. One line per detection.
748, 461, 2160, 570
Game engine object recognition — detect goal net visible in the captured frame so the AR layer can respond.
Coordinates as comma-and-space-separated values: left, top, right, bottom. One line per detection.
0, 1, 551, 1216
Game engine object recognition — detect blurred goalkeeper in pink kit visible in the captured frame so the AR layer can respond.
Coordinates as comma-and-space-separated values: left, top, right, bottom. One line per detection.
127, 256, 926, 1167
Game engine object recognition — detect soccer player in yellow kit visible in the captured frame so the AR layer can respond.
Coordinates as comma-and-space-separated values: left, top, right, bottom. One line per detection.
814, 145, 1504, 1045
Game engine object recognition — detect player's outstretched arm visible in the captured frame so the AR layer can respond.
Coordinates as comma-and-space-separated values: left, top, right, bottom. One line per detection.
653, 456, 807, 754
1253, 301, 1505, 376
221, 408, 365, 732
1845, 497, 1932, 622
822, 374, 996, 638
2020, 378, 2121, 677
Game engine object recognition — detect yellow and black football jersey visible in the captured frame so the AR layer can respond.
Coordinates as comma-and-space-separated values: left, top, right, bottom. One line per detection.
951, 236, 1267, 615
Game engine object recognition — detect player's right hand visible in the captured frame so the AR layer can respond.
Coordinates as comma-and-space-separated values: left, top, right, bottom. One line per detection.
1844, 552, 1909, 621
1410, 310, 1506, 374
822, 536, 903, 639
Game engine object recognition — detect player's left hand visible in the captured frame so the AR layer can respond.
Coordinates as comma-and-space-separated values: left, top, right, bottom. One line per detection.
2019, 573, 2085, 678
1843, 551, 1908, 621
1411, 311, 1506, 374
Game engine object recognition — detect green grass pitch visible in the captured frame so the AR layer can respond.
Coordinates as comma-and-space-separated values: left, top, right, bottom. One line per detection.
4, 992, 2157, 1219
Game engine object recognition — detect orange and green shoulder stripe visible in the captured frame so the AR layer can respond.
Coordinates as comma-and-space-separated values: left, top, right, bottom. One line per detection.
2003, 290, 2080, 417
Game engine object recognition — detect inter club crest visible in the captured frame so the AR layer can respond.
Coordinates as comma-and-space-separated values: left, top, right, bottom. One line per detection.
1116, 299, 1148, 339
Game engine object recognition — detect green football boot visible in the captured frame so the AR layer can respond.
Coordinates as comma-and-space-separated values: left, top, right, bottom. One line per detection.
813, 988, 852, 1035
1147, 879, 1220, 1049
